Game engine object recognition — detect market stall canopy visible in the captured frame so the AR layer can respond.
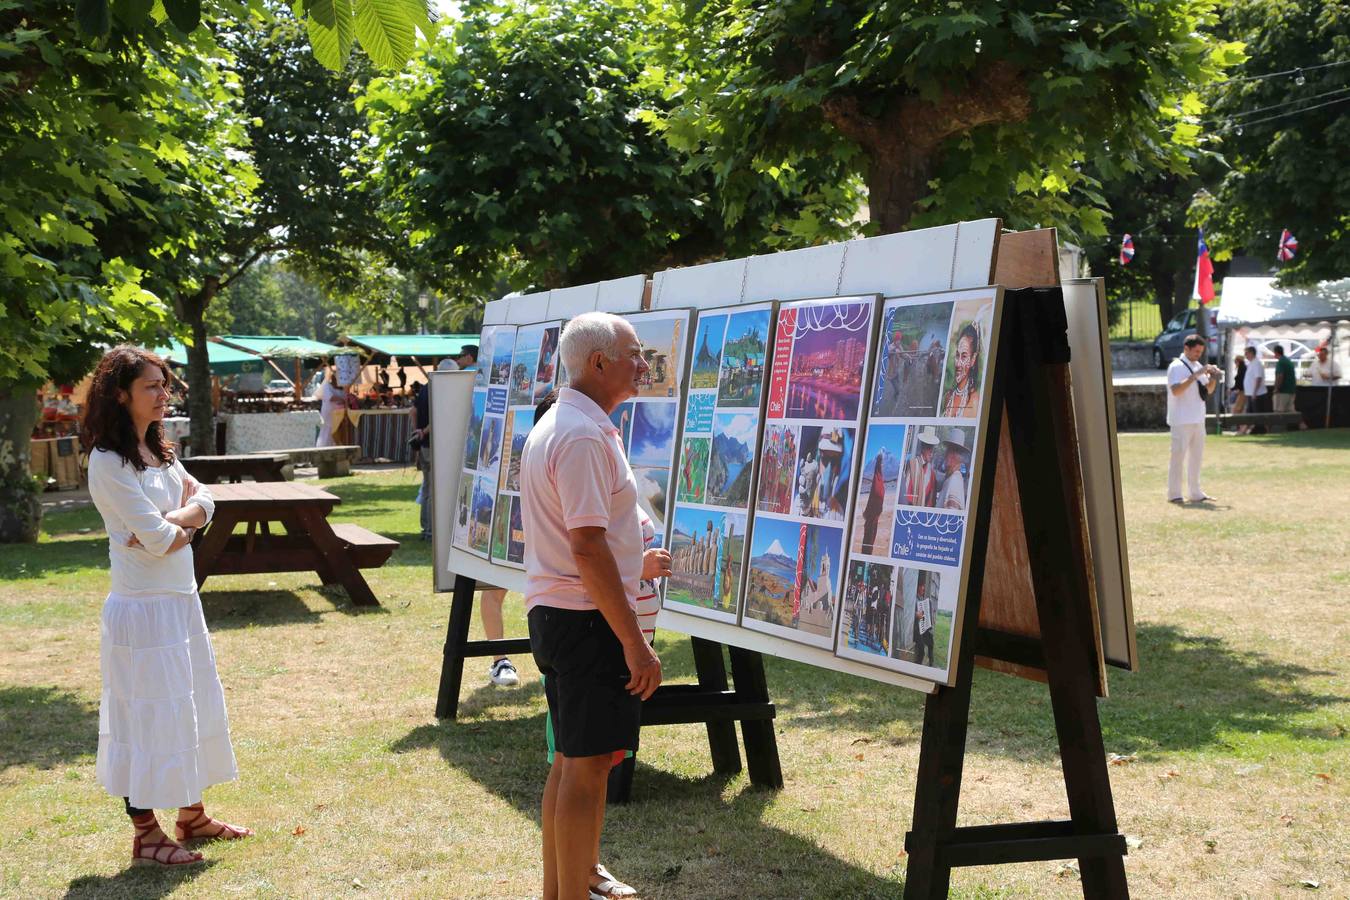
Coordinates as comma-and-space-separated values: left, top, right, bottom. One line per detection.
1218, 277, 1350, 327
156, 339, 266, 376
216, 335, 347, 359
341, 334, 479, 362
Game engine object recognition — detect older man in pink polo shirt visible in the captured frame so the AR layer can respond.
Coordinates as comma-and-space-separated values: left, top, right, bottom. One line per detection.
520, 311, 664, 900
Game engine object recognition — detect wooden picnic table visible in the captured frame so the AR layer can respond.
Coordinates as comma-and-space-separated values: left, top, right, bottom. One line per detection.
181, 453, 290, 484
192, 481, 397, 607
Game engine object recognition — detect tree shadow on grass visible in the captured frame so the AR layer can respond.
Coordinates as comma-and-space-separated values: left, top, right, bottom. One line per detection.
64, 860, 217, 899
0, 535, 106, 581
198, 587, 388, 630
390, 714, 903, 899
756, 622, 1343, 762
0, 686, 97, 771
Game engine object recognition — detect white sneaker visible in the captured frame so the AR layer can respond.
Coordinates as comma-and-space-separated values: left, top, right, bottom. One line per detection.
488, 658, 519, 687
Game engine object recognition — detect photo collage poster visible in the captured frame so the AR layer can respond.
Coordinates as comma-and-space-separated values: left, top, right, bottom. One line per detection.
835, 287, 1000, 683
488, 319, 563, 568
452, 324, 517, 558
742, 296, 879, 649
613, 308, 693, 554
664, 301, 776, 624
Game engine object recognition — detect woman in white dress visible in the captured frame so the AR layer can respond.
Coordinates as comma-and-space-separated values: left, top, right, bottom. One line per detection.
82, 346, 251, 867
314, 369, 349, 448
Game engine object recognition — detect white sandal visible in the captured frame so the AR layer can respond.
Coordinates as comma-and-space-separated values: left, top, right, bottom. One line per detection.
589, 863, 637, 899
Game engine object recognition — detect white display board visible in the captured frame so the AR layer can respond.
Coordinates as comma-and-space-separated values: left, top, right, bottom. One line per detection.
1063, 278, 1138, 671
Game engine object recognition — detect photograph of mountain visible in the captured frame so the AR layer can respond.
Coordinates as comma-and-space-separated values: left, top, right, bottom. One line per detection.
744, 516, 801, 629
707, 413, 756, 507
463, 390, 486, 470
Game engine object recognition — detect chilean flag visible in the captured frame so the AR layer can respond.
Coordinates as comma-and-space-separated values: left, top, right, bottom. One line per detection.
1193, 228, 1215, 305
1119, 233, 1135, 265
1278, 228, 1298, 262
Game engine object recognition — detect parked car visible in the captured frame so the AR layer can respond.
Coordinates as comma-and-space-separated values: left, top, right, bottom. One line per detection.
1152, 307, 1219, 368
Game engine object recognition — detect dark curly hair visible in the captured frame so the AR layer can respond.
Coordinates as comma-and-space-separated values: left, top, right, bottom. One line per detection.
80, 345, 174, 471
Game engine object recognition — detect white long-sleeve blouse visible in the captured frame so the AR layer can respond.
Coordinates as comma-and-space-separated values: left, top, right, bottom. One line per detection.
87, 449, 215, 596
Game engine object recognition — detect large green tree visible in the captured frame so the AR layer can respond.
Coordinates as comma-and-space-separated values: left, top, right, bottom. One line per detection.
0, 2, 229, 540
652, 0, 1242, 240
1196, 0, 1349, 283
359, 0, 861, 298
158, 10, 388, 455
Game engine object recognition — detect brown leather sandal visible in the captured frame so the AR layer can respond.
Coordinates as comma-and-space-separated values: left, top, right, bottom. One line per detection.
131, 816, 204, 867
175, 806, 254, 845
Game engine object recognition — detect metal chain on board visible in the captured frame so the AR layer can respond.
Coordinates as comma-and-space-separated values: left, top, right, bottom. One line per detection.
948, 221, 962, 289
835, 241, 850, 295
654, 268, 666, 308
738, 257, 750, 302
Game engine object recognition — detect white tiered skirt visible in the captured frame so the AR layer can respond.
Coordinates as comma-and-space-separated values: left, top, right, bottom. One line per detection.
96, 590, 238, 809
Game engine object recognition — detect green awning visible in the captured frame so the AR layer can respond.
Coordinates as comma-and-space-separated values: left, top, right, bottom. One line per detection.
216, 335, 347, 359
155, 340, 266, 376
342, 334, 479, 359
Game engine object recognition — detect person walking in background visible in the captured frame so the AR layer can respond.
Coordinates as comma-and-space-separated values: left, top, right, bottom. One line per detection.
1167, 335, 1222, 503
1240, 345, 1267, 435
519, 312, 661, 900
1271, 343, 1302, 428
82, 346, 251, 868
1229, 352, 1248, 419
314, 368, 352, 447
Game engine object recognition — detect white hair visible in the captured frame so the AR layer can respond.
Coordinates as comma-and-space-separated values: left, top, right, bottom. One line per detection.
559, 312, 627, 380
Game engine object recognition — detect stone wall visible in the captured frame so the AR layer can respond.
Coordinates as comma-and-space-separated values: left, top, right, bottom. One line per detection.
1110, 341, 1155, 371
1113, 384, 1167, 430
222, 411, 321, 454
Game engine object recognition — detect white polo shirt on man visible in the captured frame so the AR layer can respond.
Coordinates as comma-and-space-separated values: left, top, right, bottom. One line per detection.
1166, 356, 1210, 426
519, 387, 644, 612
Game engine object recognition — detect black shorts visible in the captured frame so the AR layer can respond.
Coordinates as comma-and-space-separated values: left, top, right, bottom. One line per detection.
528, 606, 641, 759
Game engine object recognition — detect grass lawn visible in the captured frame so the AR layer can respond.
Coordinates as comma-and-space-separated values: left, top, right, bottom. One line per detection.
1, 431, 1347, 898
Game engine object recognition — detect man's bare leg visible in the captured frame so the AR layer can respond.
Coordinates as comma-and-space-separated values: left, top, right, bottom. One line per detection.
554, 753, 613, 900
542, 755, 564, 900
480, 588, 508, 662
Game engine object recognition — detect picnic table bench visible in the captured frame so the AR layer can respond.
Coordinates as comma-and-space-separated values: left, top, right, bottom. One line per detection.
1206, 411, 1303, 434
193, 481, 397, 606
181, 453, 290, 484
250, 445, 361, 478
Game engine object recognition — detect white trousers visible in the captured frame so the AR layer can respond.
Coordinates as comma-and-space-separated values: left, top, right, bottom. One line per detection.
1168, 423, 1206, 501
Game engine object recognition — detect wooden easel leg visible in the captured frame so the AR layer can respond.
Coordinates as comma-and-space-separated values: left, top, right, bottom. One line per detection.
435, 574, 477, 720
1003, 288, 1128, 899
692, 637, 742, 775
606, 753, 637, 804
727, 647, 782, 789
902, 651, 975, 898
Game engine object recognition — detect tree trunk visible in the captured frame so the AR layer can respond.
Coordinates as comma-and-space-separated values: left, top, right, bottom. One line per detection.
0, 380, 44, 543
178, 278, 219, 457
867, 151, 938, 235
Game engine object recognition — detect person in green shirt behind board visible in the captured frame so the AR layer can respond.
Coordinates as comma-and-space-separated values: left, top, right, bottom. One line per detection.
1271, 344, 1304, 429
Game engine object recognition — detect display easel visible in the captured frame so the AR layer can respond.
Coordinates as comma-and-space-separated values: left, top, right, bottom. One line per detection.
902, 286, 1128, 898
434, 576, 783, 803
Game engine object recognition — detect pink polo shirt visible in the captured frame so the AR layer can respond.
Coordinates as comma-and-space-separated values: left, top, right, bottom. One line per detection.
520, 387, 644, 612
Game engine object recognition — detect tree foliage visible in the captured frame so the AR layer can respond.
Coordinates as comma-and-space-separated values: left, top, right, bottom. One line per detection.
1196, 0, 1349, 284
68, 0, 432, 70
651, 0, 1242, 238
359, 0, 861, 298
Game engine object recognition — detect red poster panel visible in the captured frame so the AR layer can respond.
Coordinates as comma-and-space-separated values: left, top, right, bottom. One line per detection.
766, 307, 796, 419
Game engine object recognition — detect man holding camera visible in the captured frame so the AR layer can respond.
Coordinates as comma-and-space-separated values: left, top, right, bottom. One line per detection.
1167, 334, 1222, 504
